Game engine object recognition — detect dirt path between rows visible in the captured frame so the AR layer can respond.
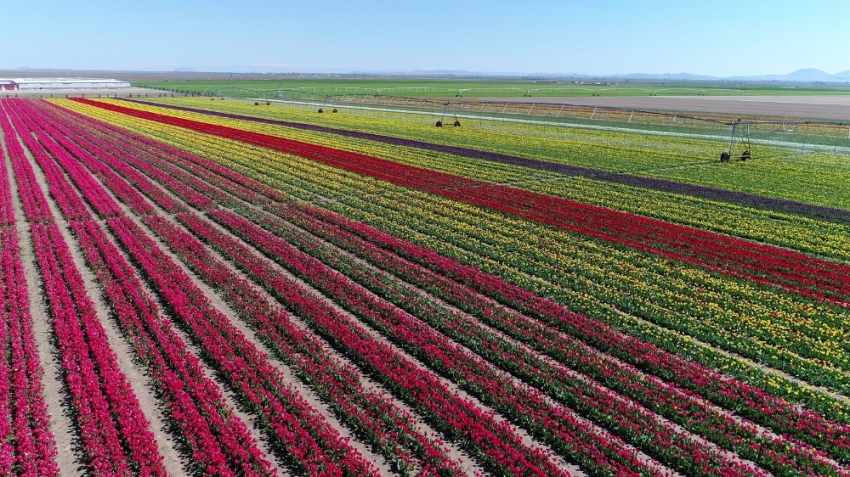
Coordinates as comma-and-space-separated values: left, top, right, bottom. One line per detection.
15, 127, 189, 475
55, 158, 291, 476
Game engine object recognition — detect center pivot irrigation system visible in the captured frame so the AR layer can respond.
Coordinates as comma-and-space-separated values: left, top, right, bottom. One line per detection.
435, 102, 461, 127
716, 118, 849, 162
198, 86, 850, 162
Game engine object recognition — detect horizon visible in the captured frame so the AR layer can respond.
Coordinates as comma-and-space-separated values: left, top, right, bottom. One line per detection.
3, 66, 850, 80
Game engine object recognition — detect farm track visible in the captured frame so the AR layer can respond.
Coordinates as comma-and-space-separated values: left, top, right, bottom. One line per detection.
43, 98, 848, 474
475, 95, 850, 122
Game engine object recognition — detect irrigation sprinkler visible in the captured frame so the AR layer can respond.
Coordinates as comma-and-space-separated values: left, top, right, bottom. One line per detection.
720, 120, 752, 162
436, 102, 461, 127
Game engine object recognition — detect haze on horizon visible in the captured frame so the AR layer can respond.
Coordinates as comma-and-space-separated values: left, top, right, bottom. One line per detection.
2, 0, 848, 77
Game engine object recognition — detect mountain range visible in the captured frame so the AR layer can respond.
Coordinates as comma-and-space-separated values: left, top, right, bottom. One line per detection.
609, 69, 850, 82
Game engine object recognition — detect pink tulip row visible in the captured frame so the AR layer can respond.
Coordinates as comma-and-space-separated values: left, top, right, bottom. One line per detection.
6, 100, 279, 476
0, 108, 52, 224
37, 102, 471, 476
241, 204, 845, 476
2, 101, 167, 476
63, 126, 216, 211
49, 100, 841, 467
71, 218, 276, 477
0, 105, 59, 476
11, 99, 378, 477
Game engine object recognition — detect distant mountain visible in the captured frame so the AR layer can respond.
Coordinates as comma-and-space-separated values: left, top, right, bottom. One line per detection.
173, 68, 196, 72
781, 68, 836, 81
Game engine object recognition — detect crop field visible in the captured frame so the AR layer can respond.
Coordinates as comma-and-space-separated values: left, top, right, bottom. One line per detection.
1, 95, 850, 476
135, 78, 850, 99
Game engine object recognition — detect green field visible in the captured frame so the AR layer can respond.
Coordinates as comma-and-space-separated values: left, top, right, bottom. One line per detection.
134, 78, 850, 99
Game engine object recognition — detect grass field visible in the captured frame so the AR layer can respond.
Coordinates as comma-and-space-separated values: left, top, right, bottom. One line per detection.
135, 78, 850, 98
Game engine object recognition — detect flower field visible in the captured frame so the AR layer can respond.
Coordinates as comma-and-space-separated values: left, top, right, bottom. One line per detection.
1, 96, 849, 476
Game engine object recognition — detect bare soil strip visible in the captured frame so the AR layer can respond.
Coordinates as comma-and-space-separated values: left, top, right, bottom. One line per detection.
2, 120, 80, 476
474, 95, 850, 120
60, 159, 290, 476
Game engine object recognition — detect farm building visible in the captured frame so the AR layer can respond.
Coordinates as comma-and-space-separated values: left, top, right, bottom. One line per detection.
0, 77, 130, 90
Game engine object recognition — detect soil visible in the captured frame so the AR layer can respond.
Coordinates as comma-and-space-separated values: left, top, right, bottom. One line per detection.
471, 95, 850, 120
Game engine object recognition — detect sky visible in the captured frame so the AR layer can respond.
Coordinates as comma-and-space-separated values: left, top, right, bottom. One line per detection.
2, 0, 849, 77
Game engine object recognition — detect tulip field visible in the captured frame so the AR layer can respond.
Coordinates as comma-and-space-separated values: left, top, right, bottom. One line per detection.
1, 96, 850, 476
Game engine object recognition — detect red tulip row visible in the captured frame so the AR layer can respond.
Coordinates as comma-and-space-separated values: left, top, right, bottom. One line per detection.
6, 100, 279, 476
38, 103, 565, 476
55, 99, 850, 466
37, 100, 472, 477
2, 101, 166, 476
72, 98, 850, 308
150, 214, 469, 476
10, 99, 377, 477
50, 100, 850, 472
0, 229, 61, 477
0, 105, 59, 476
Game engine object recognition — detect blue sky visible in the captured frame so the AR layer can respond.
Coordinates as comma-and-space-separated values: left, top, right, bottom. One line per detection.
2, 0, 848, 76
